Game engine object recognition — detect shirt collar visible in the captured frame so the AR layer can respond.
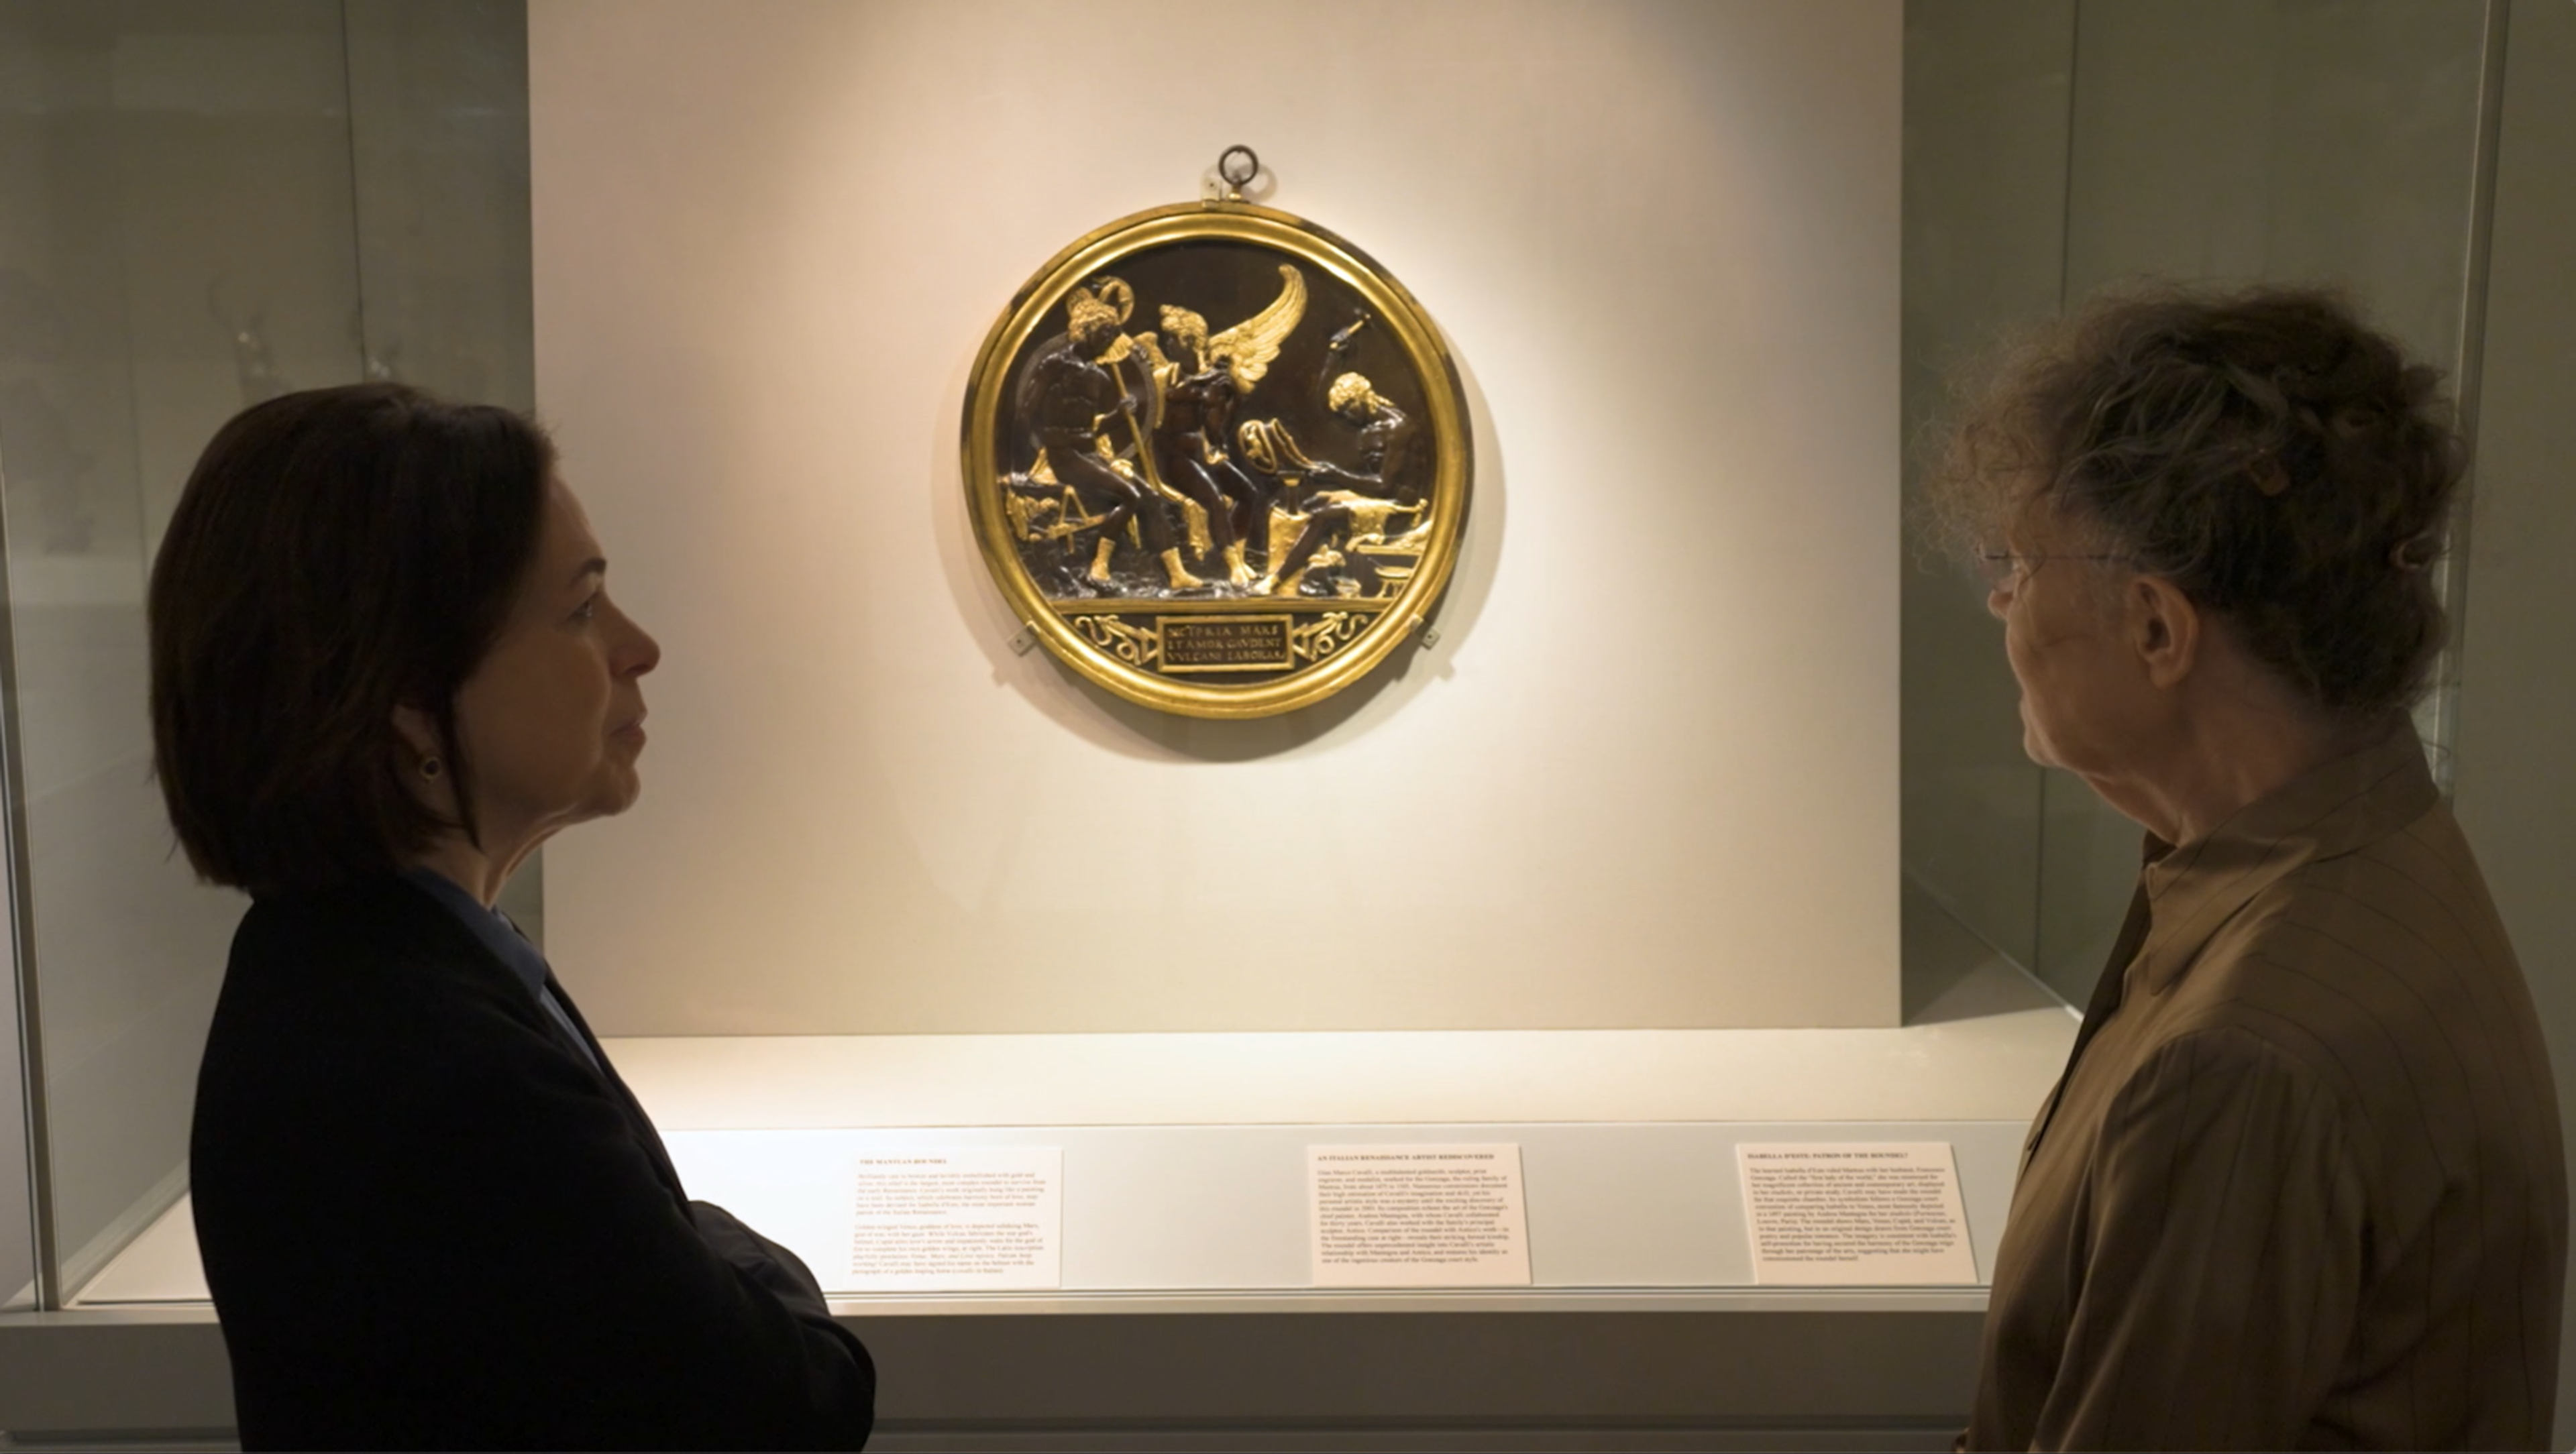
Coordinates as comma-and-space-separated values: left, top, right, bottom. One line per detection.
398, 866, 553, 1004
2133, 722, 2438, 995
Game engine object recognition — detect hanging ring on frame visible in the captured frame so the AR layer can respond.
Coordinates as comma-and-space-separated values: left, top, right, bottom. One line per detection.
1216, 145, 1260, 199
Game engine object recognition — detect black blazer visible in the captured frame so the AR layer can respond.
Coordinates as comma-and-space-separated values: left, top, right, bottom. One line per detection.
191, 873, 875, 1450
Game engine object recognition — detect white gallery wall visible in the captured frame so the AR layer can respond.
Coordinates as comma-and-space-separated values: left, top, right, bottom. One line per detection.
530, 0, 1901, 1034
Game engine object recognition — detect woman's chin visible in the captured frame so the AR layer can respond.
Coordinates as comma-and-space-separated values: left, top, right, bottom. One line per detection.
2017, 709, 2056, 769
578, 766, 645, 821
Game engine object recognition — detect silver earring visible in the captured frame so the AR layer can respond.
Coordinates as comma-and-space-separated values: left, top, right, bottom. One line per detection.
420, 757, 443, 780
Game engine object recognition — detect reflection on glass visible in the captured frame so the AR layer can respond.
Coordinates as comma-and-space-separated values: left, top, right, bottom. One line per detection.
1902, 0, 2492, 1009
2035, 0, 2491, 999
1900, 0, 2078, 982
0, 0, 531, 1304
0, 0, 363, 1303
341, 0, 538, 934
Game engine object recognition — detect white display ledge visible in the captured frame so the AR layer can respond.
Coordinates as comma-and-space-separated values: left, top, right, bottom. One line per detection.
73, 904, 2072, 1309
85, 1119, 2028, 1310
13, 901, 2072, 1447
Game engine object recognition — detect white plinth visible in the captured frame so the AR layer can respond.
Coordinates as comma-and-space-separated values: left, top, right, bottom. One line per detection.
74, 913, 2072, 1309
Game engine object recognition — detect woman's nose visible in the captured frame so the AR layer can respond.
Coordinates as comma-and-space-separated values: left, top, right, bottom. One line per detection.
613, 604, 662, 677
1986, 583, 2012, 621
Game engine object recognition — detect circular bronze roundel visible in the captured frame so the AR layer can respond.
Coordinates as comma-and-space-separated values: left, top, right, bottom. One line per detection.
961, 201, 1470, 718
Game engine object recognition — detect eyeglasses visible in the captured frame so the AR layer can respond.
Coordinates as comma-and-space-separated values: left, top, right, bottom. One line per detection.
1978, 551, 2129, 589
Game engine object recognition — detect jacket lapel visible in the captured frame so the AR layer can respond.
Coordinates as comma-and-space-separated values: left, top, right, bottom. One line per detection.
356, 874, 696, 1206
541, 976, 690, 1203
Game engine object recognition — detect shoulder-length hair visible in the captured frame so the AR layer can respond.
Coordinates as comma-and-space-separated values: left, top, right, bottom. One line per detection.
149, 384, 553, 895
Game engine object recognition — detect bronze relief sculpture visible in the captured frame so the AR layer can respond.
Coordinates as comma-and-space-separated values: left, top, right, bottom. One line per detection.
963, 150, 1470, 718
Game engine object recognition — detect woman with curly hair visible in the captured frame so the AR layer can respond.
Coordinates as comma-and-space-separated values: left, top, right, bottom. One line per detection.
1935, 286, 2564, 1450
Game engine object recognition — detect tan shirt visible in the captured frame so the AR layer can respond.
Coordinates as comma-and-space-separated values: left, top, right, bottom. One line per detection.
1969, 729, 2566, 1450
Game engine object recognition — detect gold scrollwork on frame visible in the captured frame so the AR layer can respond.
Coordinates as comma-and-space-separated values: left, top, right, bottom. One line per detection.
1289, 612, 1369, 666
961, 193, 1471, 718
1069, 614, 1162, 669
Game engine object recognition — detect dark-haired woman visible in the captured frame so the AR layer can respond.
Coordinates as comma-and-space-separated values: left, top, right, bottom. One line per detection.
1936, 287, 2564, 1450
153, 384, 874, 1449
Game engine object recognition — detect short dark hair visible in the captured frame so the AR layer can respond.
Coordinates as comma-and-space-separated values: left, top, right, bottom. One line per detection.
1928, 284, 2465, 720
150, 384, 554, 895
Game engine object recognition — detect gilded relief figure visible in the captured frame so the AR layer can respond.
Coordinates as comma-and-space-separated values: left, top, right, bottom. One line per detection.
1006, 266, 1313, 597
1010, 278, 1201, 592
1149, 265, 1306, 586
1245, 371, 1428, 598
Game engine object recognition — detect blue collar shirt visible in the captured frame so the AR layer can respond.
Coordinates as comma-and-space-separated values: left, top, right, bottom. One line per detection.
400, 867, 603, 1075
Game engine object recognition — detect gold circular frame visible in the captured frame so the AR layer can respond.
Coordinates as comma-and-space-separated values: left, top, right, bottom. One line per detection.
962, 201, 1470, 719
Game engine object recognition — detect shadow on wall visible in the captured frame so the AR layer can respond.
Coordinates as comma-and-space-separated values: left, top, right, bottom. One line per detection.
925, 324, 1508, 765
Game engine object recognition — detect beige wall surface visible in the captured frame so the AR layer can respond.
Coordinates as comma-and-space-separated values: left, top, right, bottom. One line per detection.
2451, 0, 2576, 1440
531, 0, 1902, 1034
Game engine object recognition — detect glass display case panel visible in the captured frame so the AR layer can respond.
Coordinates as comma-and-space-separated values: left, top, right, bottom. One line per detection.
2035, 0, 2494, 1001
1900, 0, 2499, 1009
339, 0, 539, 925
1898, 0, 2078, 976
0, 0, 365, 1305
0, 934, 24, 1310
0, 0, 533, 1308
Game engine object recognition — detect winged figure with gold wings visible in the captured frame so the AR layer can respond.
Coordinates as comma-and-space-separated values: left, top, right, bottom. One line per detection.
1144, 265, 1306, 586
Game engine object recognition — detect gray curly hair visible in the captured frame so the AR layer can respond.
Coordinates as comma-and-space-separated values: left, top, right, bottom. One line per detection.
1923, 283, 2465, 721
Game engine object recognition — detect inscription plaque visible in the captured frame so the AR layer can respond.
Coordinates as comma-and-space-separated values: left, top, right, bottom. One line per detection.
1159, 616, 1294, 673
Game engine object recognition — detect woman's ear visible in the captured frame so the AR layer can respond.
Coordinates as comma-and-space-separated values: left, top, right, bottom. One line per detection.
390, 702, 442, 767
2129, 575, 2204, 691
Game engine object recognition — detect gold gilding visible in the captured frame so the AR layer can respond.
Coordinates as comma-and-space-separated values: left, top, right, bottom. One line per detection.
962, 201, 1469, 718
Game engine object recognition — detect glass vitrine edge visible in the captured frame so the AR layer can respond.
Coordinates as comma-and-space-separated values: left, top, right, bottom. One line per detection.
0, 462, 58, 1310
